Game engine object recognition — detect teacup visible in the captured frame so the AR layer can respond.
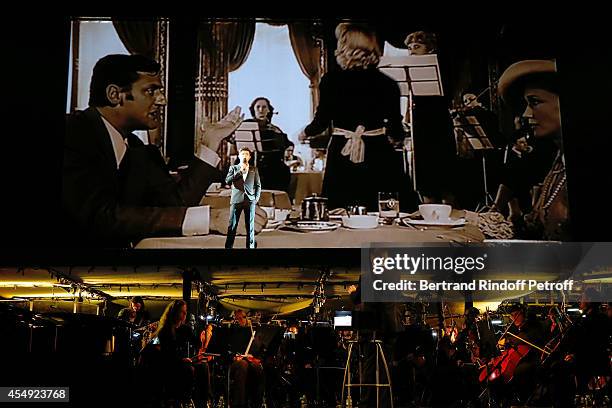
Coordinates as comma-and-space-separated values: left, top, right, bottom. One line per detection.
418, 204, 452, 222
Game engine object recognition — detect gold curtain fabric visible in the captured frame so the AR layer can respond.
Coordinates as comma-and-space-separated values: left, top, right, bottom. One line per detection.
196, 20, 255, 163
112, 20, 157, 58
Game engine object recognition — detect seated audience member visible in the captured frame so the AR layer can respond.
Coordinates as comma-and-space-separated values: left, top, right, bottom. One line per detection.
63, 54, 266, 248
497, 59, 570, 240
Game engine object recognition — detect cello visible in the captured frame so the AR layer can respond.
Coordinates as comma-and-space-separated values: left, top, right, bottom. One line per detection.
479, 317, 550, 384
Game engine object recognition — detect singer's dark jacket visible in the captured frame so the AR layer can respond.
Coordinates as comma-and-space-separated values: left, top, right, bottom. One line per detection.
225, 164, 261, 205
62, 108, 221, 248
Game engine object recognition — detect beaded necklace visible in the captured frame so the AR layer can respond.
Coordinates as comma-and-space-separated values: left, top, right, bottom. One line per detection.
538, 153, 566, 212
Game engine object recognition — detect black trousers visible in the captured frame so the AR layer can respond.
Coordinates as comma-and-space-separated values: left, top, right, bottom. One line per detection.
225, 201, 257, 249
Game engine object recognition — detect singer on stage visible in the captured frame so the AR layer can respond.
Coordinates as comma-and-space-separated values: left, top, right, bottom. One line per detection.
225, 147, 261, 249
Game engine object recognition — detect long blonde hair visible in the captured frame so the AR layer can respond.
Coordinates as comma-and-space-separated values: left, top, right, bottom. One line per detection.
153, 299, 186, 338
334, 23, 381, 70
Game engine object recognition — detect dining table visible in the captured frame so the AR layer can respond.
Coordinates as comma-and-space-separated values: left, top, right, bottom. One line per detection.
135, 210, 484, 249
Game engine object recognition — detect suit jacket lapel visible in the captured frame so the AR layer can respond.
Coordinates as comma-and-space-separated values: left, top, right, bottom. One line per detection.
84, 107, 120, 173
246, 168, 254, 187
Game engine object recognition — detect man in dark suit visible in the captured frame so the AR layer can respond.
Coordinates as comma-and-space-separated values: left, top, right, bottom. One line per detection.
225, 147, 261, 249
63, 54, 248, 248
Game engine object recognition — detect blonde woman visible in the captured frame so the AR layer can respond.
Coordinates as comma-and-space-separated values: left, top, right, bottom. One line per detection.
299, 23, 406, 211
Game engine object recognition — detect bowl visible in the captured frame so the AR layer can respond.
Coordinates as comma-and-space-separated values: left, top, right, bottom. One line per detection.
418, 204, 452, 222
341, 215, 379, 229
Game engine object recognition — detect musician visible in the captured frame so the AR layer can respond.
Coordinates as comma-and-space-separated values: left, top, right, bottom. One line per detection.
244, 97, 292, 192
501, 304, 546, 403
139, 300, 211, 405
118, 296, 150, 328
540, 306, 576, 408
454, 307, 495, 364
230, 309, 265, 408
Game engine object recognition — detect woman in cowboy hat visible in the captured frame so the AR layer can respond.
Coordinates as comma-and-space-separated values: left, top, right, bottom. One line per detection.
497, 59, 570, 241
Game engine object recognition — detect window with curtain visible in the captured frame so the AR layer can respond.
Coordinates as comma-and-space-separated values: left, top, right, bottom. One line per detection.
228, 23, 311, 159
67, 20, 148, 143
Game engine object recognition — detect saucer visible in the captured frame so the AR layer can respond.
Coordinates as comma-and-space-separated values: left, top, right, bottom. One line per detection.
402, 218, 466, 227
283, 221, 340, 233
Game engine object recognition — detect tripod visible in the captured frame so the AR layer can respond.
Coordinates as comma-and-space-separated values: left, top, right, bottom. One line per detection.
341, 331, 393, 408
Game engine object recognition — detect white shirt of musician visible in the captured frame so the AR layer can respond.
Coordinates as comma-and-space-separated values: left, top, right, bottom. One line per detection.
101, 115, 219, 237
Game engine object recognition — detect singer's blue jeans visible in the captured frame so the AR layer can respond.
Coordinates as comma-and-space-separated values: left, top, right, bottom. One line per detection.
225, 201, 257, 249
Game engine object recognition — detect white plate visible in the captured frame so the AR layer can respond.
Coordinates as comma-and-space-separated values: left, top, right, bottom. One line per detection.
330, 212, 410, 219
283, 221, 340, 233
402, 218, 466, 227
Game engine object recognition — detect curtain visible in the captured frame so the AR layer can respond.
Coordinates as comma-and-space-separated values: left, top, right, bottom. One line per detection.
196, 20, 255, 165
226, 21, 256, 72
112, 19, 167, 149
288, 22, 322, 115
112, 20, 157, 58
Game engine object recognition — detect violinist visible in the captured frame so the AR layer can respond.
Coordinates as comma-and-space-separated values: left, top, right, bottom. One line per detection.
229, 309, 265, 408
459, 92, 504, 149
499, 304, 546, 403
192, 323, 214, 406
539, 306, 576, 408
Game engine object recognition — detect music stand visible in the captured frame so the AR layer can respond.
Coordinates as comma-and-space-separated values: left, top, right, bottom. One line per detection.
206, 326, 252, 357
451, 112, 495, 211
233, 121, 263, 162
205, 326, 255, 405
249, 324, 283, 359
379, 54, 444, 193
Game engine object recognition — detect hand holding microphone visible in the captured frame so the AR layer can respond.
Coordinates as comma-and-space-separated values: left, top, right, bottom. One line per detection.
240, 156, 249, 174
